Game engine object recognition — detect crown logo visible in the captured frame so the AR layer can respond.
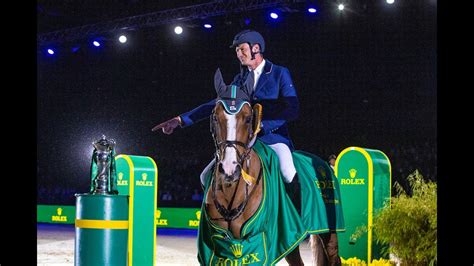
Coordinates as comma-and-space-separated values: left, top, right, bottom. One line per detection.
349, 169, 357, 178
142, 173, 147, 180
230, 244, 243, 258
196, 210, 201, 220
156, 210, 161, 219
118, 172, 123, 180
57, 208, 62, 215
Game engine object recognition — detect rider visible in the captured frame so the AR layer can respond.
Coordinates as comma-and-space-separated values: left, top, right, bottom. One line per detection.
152, 29, 301, 213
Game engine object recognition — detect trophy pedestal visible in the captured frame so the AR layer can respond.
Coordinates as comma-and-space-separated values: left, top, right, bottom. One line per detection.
74, 194, 129, 266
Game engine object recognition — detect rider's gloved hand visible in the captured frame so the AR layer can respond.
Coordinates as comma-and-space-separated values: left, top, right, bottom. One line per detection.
151, 116, 182, 135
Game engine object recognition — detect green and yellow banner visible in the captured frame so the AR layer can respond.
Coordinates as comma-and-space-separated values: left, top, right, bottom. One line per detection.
38, 205, 202, 229
37, 205, 75, 224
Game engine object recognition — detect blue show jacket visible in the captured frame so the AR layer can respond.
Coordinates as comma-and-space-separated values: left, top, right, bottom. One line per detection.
179, 60, 299, 150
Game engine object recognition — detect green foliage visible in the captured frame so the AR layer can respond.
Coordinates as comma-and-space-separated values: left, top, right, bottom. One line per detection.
371, 170, 437, 265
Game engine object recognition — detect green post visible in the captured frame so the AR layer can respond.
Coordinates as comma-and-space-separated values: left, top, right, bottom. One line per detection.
115, 154, 158, 266
335, 147, 391, 263
75, 194, 129, 266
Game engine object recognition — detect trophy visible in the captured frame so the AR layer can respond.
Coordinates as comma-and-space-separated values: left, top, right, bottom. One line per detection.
90, 135, 118, 195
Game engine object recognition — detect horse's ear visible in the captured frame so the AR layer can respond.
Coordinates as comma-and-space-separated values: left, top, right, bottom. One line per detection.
252, 103, 263, 136
214, 68, 226, 95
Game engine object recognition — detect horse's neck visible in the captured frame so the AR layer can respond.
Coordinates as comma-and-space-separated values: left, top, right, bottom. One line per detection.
219, 180, 245, 205
245, 149, 260, 179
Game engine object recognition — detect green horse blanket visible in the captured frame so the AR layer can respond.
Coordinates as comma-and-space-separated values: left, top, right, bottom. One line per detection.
198, 140, 345, 265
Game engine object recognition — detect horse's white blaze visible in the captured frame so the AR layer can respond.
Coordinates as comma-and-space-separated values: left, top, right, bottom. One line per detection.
221, 113, 238, 175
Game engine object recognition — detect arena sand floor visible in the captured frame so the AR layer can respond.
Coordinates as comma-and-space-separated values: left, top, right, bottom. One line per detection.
37, 223, 313, 265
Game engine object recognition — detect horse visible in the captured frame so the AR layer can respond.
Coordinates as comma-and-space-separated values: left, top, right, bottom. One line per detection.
197, 69, 343, 266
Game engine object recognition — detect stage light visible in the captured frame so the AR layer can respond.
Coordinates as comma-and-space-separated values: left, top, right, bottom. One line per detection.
338, 4, 345, 11
270, 12, 279, 19
386, 0, 395, 4
174, 26, 183, 35
93, 41, 101, 47
119, 35, 127, 43
308, 7, 317, 13
47, 49, 55, 55
203, 23, 212, 29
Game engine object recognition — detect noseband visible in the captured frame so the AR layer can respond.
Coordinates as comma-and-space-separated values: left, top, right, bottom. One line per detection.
210, 105, 256, 168
215, 140, 252, 168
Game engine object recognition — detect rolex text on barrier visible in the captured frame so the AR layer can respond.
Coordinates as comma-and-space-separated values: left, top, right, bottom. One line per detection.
335, 147, 391, 264
115, 154, 158, 266
38, 205, 75, 224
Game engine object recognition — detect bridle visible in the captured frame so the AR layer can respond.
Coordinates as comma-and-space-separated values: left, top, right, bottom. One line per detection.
209, 101, 262, 225
210, 101, 257, 167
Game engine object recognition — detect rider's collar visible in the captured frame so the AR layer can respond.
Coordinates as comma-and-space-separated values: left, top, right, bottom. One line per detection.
247, 59, 265, 75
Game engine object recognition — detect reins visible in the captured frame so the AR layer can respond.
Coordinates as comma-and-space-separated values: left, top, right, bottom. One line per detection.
210, 164, 262, 227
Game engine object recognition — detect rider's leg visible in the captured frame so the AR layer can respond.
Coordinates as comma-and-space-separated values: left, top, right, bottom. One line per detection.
267, 143, 301, 215
200, 158, 216, 187
267, 143, 296, 182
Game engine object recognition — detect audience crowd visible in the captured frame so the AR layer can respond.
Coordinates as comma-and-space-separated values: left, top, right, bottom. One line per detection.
38, 139, 437, 206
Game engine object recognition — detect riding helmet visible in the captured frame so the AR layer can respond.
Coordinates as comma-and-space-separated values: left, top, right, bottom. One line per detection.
230, 29, 265, 53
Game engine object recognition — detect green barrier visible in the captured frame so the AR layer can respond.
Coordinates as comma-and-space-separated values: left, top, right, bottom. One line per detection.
37, 206, 203, 229
155, 207, 201, 229
37, 205, 75, 224
115, 154, 158, 266
335, 147, 391, 263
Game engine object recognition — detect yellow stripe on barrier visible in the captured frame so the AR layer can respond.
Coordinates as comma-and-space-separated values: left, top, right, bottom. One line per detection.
75, 219, 129, 229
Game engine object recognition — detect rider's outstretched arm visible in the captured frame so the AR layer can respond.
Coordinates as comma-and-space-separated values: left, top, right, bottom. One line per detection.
179, 99, 216, 128
151, 99, 216, 134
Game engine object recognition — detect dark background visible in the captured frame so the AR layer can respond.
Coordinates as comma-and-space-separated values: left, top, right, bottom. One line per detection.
37, 0, 437, 207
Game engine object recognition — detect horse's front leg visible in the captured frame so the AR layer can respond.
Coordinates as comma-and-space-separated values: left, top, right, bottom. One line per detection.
310, 233, 341, 266
322, 233, 341, 266
285, 245, 304, 266
310, 234, 326, 266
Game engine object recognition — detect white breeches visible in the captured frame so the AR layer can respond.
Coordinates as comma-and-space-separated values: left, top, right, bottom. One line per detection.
268, 143, 296, 183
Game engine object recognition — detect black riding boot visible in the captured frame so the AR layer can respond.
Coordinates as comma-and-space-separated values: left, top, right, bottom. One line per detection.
285, 173, 301, 216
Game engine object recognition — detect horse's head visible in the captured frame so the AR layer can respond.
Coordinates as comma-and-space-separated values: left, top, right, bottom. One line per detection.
211, 69, 262, 185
